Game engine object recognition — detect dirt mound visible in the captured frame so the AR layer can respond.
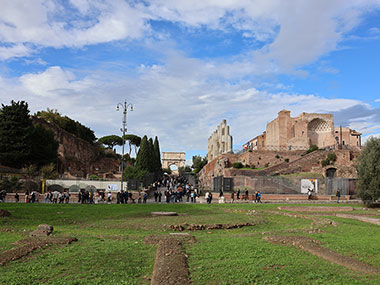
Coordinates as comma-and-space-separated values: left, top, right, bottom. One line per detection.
168, 222, 254, 231
0, 236, 78, 265
152, 212, 178, 216
146, 236, 191, 285
0, 209, 11, 217
277, 206, 354, 212
264, 236, 380, 275
336, 214, 380, 226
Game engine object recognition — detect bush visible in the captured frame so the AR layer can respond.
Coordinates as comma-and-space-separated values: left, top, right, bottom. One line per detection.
250, 165, 256, 169
356, 137, 380, 206
321, 159, 329, 167
284, 158, 289, 163
321, 152, 337, 167
264, 162, 269, 168
327, 153, 337, 162
89, 175, 100, 180
233, 162, 244, 169
305, 144, 319, 154
275, 154, 280, 159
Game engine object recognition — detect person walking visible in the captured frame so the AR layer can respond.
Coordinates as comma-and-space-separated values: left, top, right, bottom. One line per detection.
231, 190, 235, 203
237, 189, 240, 200
15, 193, 19, 203
245, 189, 249, 201
257, 191, 262, 203
336, 189, 341, 204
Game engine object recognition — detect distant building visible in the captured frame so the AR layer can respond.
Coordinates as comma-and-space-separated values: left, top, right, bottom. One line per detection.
243, 110, 361, 151
208, 120, 233, 161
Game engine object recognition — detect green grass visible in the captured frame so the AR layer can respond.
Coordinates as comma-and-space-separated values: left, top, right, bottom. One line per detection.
1, 203, 380, 284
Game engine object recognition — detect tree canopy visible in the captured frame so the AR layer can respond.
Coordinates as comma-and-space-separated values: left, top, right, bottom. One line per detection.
98, 135, 123, 150
356, 137, 380, 206
123, 134, 141, 155
192, 155, 208, 174
36, 108, 96, 144
0, 101, 33, 168
0, 101, 58, 169
127, 135, 162, 180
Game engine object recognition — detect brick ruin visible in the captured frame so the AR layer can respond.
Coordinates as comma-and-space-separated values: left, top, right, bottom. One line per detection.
32, 117, 120, 179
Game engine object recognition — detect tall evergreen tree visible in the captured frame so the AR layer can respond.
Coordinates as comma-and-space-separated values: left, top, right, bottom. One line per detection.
148, 137, 155, 172
135, 135, 150, 171
153, 136, 162, 172
0, 101, 33, 168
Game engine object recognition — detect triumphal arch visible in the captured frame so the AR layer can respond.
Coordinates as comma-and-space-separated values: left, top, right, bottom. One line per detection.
161, 152, 186, 169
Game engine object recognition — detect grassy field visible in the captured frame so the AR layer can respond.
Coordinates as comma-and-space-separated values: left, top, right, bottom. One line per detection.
1, 203, 380, 284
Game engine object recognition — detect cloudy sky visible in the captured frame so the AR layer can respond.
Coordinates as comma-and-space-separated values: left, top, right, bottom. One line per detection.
1, 0, 380, 163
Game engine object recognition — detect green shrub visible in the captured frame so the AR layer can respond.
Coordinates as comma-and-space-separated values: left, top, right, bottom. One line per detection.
89, 175, 100, 180
356, 137, 380, 206
250, 165, 256, 169
327, 153, 337, 162
321, 159, 329, 167
233, 162, 244, 169
284, 158, 289, 163
275, 154, 280, 159
305, 144, 319, 154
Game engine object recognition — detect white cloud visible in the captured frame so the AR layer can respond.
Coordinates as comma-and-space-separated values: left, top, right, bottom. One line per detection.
0, 0, 379, 73
0, 0, 149, 59
0, 59, 368, 153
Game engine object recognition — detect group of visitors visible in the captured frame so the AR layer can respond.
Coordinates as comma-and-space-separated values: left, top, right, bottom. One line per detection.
44, 190, 70, 203
229, 190, 262, 203
158, 176, 198, 203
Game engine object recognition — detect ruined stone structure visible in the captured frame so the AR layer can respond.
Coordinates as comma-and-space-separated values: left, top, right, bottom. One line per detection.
161, 152, 186, 169
208, 120, 233, 161
32, 116, 120, 178
244, 110, 361, 151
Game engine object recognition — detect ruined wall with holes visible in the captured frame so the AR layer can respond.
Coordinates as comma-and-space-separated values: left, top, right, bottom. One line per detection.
261, 110, 360, 151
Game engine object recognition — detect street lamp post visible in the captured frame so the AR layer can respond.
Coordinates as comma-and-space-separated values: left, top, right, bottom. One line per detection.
116, 100, 133, 192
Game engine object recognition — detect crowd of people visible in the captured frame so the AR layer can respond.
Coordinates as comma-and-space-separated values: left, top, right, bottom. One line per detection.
150, 176, 199, 203
1, 175, 266, 204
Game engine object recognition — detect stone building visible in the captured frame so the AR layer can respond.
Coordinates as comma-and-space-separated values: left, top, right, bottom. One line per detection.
244, 110, 361, 151
208, 120, 233, 161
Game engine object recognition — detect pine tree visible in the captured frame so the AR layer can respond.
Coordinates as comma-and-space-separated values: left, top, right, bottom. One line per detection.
153, 136, 162, 172
0, 101, 33, 168
135, 135, 150, 172
148, 138, 155, 172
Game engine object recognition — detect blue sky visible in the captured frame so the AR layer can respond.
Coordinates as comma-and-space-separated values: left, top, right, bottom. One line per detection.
1, 0, 380, 164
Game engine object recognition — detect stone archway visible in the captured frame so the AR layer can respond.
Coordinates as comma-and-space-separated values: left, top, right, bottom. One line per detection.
161, 152, 186, 170
307, 118, 332, 148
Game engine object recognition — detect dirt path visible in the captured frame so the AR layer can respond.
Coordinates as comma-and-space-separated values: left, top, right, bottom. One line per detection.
168, 222, 255, 231
336, 214, 380, 226
277, 206, 354, 212
0, 236, 77, 266
265, 236, 380, 275
146, 236, 191, 285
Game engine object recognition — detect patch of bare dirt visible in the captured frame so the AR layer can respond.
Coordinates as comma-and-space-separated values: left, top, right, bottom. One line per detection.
267, 210, 337, 228
145, 235, 192, 285
0, 209, 11, 217
264, 236, 380, 275
168, 222, 255, 231
336, 214, 380, 226
0, 236, 78, 265
277, 206, 354, 212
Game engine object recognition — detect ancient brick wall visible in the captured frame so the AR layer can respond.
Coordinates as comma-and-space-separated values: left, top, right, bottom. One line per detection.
32, 117, 119, 178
